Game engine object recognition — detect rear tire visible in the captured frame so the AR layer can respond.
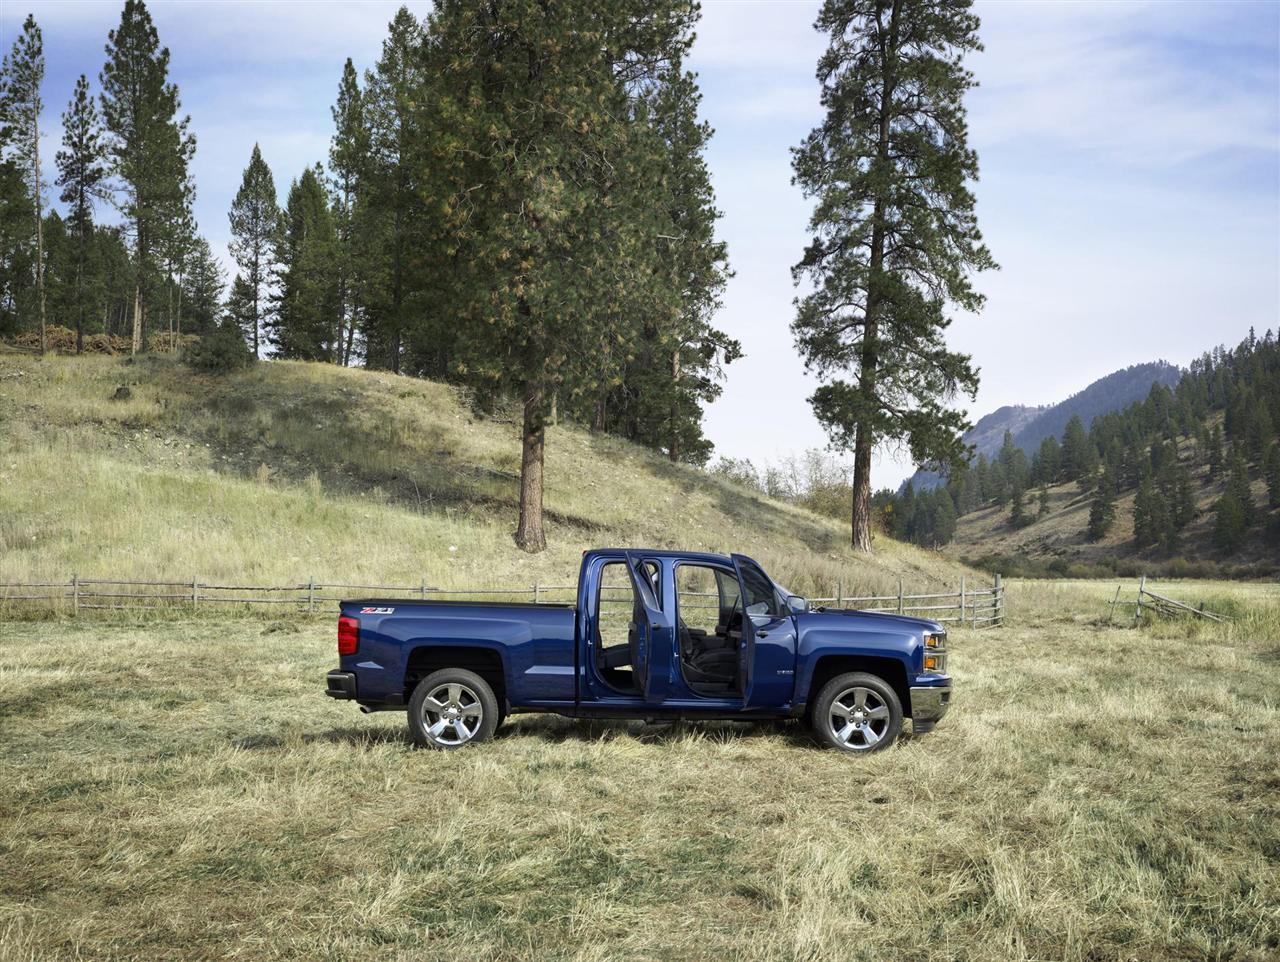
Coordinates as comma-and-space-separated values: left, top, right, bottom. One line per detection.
811, 672, 902, 753
407, 668, 498, 750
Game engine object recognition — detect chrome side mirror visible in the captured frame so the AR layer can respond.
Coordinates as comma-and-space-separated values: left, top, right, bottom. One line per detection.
786, 594, 809, 614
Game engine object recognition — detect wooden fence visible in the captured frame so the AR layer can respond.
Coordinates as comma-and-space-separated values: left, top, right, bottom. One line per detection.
0, 573, 1004, 627
1108, 575, 1229, 625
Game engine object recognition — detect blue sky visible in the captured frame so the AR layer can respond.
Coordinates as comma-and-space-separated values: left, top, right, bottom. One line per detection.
5, 0, 1278, 487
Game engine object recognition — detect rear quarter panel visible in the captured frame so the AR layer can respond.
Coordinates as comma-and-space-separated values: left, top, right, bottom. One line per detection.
341, 603, 577, 704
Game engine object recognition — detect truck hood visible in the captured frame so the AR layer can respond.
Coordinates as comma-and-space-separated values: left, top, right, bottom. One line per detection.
810, 607, 943, 635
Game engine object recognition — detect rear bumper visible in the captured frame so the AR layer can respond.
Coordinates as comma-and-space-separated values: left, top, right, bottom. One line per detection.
326, 670, 357, 699
909, 682, 952, 732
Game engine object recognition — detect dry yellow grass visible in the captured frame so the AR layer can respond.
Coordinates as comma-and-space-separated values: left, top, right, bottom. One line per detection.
0, 354, 974, 600
1, 594, 1277, 961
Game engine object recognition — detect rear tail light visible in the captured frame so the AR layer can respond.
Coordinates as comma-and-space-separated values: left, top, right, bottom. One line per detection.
338, 616, 359, 656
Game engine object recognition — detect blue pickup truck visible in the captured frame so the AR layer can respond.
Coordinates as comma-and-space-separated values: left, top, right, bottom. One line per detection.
326, 549, 951, 753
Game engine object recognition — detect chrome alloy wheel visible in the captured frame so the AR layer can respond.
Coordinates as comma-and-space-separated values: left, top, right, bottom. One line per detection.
419, 682, 484, 746
829, 686, 891, 751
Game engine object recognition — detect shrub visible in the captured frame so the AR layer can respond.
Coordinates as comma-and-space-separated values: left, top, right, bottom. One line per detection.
183, 324, 254, 374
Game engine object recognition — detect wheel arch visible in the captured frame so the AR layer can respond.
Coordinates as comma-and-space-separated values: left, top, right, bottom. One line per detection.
805, 654, 912, 718
404, 643, 507, 708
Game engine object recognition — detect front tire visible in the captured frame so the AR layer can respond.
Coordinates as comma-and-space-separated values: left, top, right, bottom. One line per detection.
408, 668, 498, 750
811, 672, 902, 753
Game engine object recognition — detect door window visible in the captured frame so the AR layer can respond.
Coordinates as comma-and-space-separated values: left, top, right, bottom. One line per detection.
738, 562, 781, 617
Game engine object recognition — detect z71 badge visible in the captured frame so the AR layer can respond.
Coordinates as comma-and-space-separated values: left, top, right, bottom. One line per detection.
359, 606, 395, 614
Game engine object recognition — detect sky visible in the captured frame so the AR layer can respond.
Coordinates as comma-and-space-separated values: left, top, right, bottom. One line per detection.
4, 0, 1279, 488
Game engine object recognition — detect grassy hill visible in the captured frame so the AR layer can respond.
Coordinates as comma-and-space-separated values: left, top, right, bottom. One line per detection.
0, 354, 975, 598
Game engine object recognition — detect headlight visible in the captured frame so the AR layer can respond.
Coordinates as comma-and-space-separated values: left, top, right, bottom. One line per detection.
923, 632, 947, 673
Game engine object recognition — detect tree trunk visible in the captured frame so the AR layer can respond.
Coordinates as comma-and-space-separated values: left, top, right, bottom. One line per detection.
848, 0, 900, 553
131, 283, 143, 355
33, 114, 46, 356
851, 423, 874, 551
592, 335, 610, 432
669, 347, 681, 462
515, 372, 547, 553
343, 300, 357, 366
75, 233, 86, 355
167, 271, 174, 350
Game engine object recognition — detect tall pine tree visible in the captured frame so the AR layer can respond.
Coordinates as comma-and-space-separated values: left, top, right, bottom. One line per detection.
792, 0, 994, 551
413, 0, 698, 551
329, 58, 370, 366
227, 144, 278, 358
271, 164, 339, 360
2, 15, 46, 353
100, 0, 194, 354
56, 74, 109, 354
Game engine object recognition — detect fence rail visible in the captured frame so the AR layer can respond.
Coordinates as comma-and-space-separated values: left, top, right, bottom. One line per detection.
0, 573, 1004, 627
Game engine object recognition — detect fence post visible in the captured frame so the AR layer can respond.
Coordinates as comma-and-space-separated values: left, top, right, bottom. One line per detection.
308, 577, 315, 614
897, 578, 904, 615
994, 574, 1003, 627
959, 576, 966, 627
534, 582, 541, 604
836, 580, 842, 608
1135, 574, 1146, 626
421, 577, 427, 600
192, 578, 199, 610
72, 573, 79, 616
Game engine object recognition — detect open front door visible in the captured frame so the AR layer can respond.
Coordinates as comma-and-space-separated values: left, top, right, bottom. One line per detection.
623, 551, 666, 701
730, 553, 786, 705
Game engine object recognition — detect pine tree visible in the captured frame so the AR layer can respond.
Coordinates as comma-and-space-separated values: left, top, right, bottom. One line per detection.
56, 74, 109, 353
1265, 443, 1280, 509
930, 487, 957, 545
1132, 478, 1169, 549
100, 0, 195, 354
1207, 423, 1224, 479
1032, 435, 1061, 485
1037, 486, 1050, 518
1087, 473, 1116, 541
2, 15, 46, 353
179, 237, 224, 335
224, 274, 257, 347
1212, 488, 1247, 554
1061, 414, 1091, 482
1009, 483, 1030, 529
1225, 451, 1255, 527
361, 7, 425, 374
413, 0, 699, 552
228, 144, 278, 358
329, 58, 370, 366
271, 164, 339, 360
791, 0, 993, 551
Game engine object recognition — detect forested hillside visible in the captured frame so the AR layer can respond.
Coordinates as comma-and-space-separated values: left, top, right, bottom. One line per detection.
886, 331, 1280, 574
906, 361, 1181, 493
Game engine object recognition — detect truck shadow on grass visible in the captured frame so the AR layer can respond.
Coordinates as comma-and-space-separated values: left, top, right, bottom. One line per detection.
237, 719, 926, 752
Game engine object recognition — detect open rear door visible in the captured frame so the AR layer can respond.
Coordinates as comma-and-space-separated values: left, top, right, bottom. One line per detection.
623, 551, 665, 701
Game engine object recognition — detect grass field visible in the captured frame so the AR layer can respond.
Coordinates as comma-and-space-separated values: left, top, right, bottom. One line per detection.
0, 354, 972, 599
3, 588, 1278, 961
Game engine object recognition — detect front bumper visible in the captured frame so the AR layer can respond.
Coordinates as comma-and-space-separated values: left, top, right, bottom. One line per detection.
326, 670, 357, 699
909, 682, 952, 732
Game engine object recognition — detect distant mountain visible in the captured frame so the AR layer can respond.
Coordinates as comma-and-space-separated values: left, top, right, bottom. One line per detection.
906, 361, 1183, 491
